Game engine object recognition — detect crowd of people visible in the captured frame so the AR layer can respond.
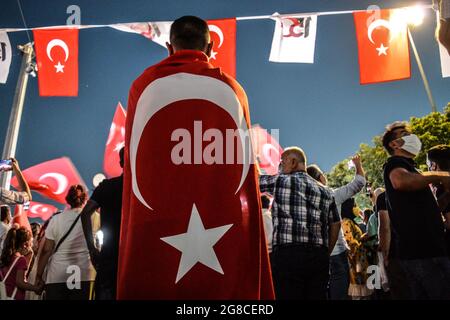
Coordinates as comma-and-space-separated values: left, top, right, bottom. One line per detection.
0, 15, 449, 300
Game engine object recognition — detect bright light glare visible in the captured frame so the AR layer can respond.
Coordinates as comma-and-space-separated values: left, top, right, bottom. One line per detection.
96, 230, 104, 247
405, 6, 425, 26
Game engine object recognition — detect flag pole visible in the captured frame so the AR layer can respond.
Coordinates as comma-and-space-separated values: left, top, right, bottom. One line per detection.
407, 28, 437, 113
1, 42, 34, 190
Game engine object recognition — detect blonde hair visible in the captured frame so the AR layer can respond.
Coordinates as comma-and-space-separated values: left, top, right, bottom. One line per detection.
283, 147, 307, 165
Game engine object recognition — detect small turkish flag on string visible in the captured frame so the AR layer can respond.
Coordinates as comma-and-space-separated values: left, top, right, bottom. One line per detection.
354, 9, 410, 84
26, 201, 58, 221
104, 102, 126, 178
207, 18, 236, 77
12, 205, 31, 233
11, 157, 86, 204
33, 28, 79, 96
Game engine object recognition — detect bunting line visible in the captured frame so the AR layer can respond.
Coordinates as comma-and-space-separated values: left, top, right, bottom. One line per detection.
0, 4, 434, 33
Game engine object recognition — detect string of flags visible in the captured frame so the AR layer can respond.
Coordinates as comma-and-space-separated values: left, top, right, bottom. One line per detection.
0, 4, 448, 96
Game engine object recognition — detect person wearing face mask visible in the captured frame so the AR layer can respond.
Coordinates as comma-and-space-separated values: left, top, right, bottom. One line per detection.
381, 122, 450, 300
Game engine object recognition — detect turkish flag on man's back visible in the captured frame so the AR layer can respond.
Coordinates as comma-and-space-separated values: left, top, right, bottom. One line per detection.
118, 50, 274, 299
33, 28, 79, 96
354, 9, 410, 84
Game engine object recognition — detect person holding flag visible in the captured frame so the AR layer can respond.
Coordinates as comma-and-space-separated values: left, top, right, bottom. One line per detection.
0, 158, 32, 206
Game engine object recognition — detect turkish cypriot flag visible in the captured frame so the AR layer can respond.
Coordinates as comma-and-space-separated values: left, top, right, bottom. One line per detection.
269, 14, 318, 63
0, 32, 12, 84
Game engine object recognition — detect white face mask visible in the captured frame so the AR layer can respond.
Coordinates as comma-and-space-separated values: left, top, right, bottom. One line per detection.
401, 134, 422, 156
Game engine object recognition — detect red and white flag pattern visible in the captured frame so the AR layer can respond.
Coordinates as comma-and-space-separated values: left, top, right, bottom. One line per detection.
12, 205, 31, 233
354, 9, 410, 84
11, 157, 86, 204
269, 15, 318, 63
33, 28, 79, 96
250, 125, 283, 175
26, 201, 58, 221
104, 102, 126, 178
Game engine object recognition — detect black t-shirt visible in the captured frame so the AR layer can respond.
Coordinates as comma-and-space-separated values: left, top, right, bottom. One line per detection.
376, 191, 399, 259
383, 156, 446, 260
436, 187, 450, 257
91, 175, 123, 263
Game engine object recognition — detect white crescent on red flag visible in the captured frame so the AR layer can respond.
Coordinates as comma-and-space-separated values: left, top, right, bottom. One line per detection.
12, 205, 31, 233
118, 50, 274, 299
103, 102, 126, 178
26, 201, 58, 221
207, 18, 236, 78
11, 157, 86, 204
250, 125, 283, 175
354, 9, 410, 84
33, 28, 79, 96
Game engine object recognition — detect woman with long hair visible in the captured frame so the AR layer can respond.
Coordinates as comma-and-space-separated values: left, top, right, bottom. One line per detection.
35, 185, 95, 300
341, 198, 373, 299
0, 226, 43, 299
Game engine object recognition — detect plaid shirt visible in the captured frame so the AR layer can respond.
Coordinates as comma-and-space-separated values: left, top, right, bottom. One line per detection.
0, 187, 29, 205
435, 0, 450, 18
259, 171, 341, 248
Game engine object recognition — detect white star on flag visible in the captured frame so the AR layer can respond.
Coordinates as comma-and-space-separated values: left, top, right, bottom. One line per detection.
210, 49, 218, 60
114, 141, 125, 152
54, 61, 65, 73
160, 204, 233, 284
376, 44, 389, 56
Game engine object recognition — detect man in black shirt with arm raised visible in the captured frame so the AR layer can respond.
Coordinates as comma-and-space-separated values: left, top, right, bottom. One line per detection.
382, 122, 450, 300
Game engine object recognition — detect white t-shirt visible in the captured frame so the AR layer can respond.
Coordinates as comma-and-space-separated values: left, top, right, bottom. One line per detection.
44, 208, 95, 284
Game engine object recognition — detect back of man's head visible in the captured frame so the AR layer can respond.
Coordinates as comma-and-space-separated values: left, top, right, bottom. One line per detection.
1, 205, 11, 223
427, 144, 450, 171
283, 147, 307, 165
170, 16, 210, 51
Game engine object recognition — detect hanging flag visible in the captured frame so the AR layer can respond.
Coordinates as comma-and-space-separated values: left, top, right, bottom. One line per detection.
104, 102, 126, 178
12, 205, 31, 233
11, 157, 86, 204
436, 12, 450, 77
250, 125, 283, 175
110, 21, 172, 47
0, 32, 12, 84
33, 28, 79, 96
25, 201, 58, 221
207, 18, 236, 77
112, 19, 237, 77
354, 9, 411, 84
269, 14, 318, 63
118, 51, 274, 299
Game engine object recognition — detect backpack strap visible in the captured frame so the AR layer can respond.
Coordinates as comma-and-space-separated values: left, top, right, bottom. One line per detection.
54, 214, 81, 254
0, 256, 21, 282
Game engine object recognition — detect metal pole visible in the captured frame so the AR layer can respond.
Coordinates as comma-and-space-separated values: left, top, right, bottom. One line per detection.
1, 43, 34, 190
407, 28, 437, 113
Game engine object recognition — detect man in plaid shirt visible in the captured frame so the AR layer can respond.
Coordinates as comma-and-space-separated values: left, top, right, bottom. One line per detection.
0, 158, 32, 206
259, 147, 341, 300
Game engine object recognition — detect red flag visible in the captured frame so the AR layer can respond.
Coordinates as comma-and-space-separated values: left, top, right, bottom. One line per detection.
12, 205, 31, 233
26, 201, 58, 221
33, 28, 79, 96
207, 18, 236, 78
103, 102, 126, 178
118, 50, 274, 299
251, 125, 283, 175
11, 157, 85, 204
354, 9, 410, 84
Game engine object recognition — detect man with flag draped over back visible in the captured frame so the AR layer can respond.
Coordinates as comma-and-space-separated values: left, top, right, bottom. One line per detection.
117, 16, 274, 299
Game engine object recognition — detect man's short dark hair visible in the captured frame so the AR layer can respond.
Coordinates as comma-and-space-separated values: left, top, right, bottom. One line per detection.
1, 206, 11, 222
381, 121, 410, 155
427, 144, 450, 171
170, 16, 210, 51
307, 164, 323, 182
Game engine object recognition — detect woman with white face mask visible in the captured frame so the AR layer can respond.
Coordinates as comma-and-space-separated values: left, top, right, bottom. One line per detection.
381, 121, 450, 300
